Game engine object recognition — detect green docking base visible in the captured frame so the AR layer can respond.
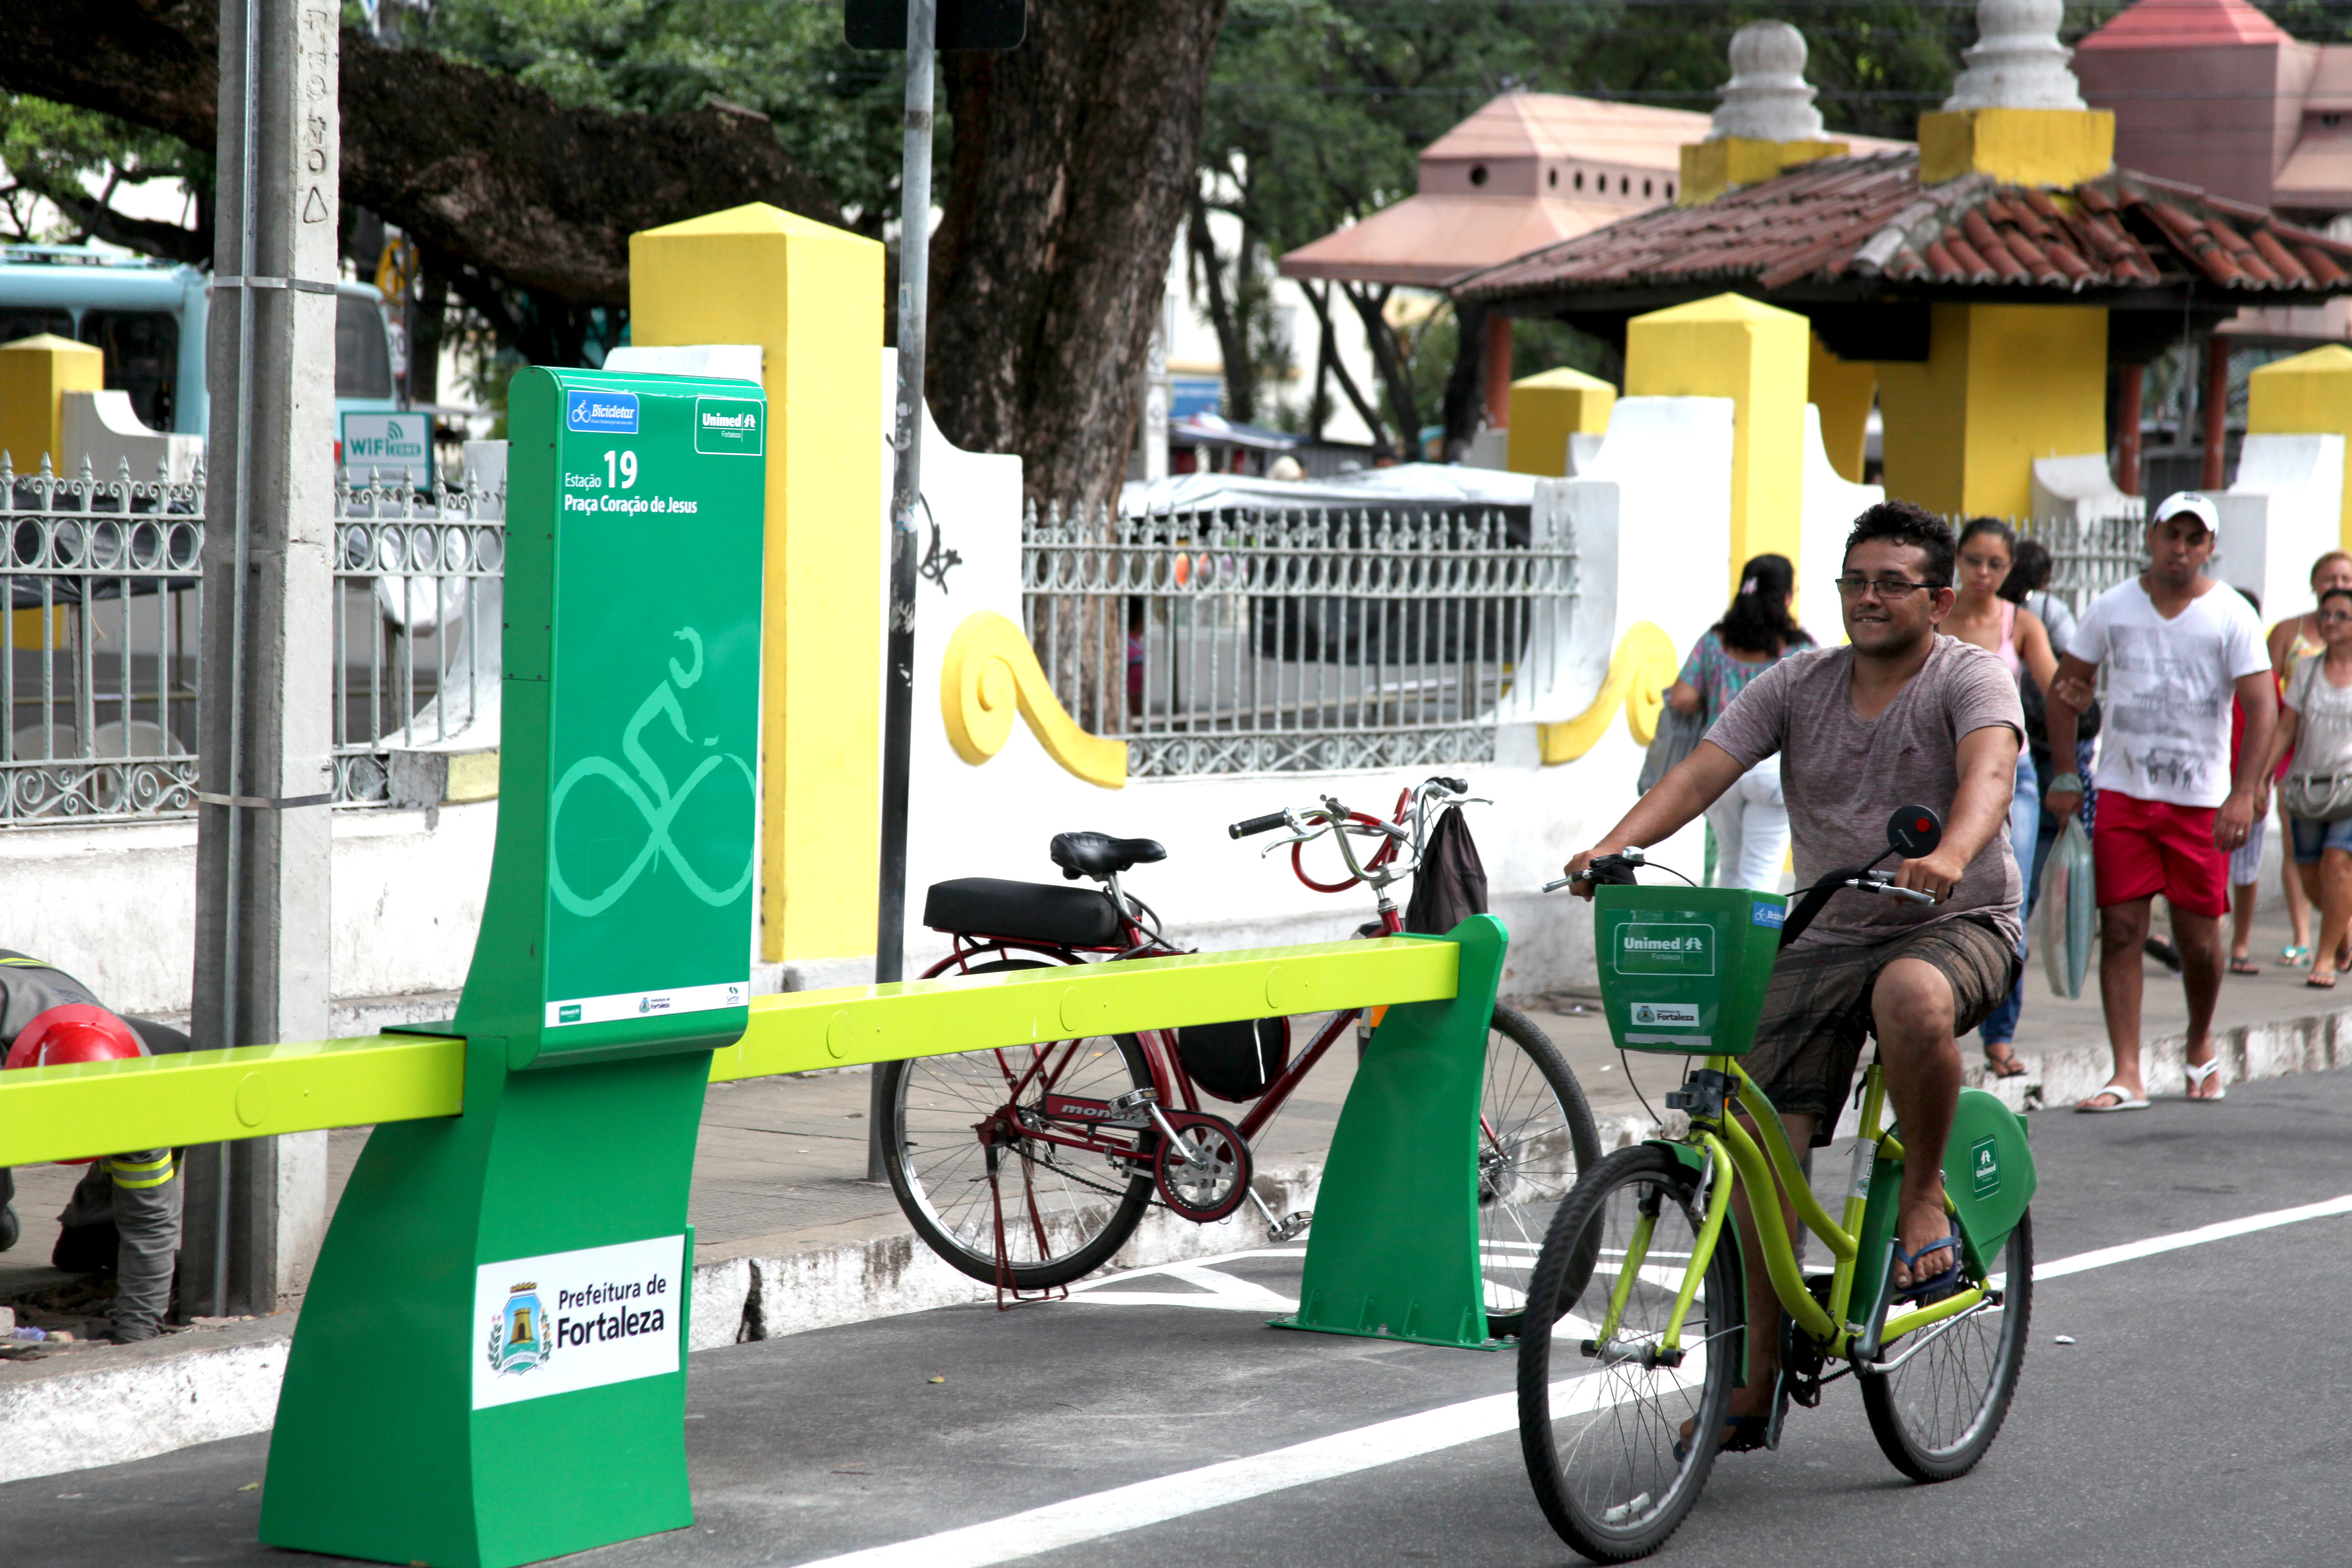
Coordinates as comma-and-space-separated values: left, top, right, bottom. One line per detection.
1265, 914, 1510, 1354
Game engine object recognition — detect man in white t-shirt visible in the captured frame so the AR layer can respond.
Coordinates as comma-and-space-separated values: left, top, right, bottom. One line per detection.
2046, 494, 2275, 1110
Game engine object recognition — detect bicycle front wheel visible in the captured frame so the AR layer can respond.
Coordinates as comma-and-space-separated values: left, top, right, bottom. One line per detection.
1479, 1004, 1602, 1337
878, 961, 1156, 1290
1859, 1208, 2033, 1481
1518, 1145, 1740, 1563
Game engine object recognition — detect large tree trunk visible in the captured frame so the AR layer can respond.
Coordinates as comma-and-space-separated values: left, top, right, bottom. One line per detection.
928, 0, 1228, 506
0, 0, 839, 306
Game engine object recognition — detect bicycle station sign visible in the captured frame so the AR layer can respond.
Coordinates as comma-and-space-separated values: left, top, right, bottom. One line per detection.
474, 368, 765, 1067
260, 367, 769, 1568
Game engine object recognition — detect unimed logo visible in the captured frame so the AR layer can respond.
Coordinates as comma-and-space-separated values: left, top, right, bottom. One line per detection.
694, 396, 763, 456
1612, 921, 1716, 977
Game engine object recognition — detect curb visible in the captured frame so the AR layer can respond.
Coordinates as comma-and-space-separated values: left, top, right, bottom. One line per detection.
0, 1165, 1321, 1485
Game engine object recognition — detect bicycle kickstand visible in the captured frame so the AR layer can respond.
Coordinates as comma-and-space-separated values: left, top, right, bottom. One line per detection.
987, 1142, 1068, 1310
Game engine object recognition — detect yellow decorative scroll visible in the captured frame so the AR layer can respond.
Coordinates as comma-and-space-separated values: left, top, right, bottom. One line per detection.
940, 610, 1129, 789
1537, 621, 1680, 764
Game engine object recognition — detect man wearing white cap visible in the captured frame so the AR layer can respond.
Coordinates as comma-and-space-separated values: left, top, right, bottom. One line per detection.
2046, 493, 2275, 1110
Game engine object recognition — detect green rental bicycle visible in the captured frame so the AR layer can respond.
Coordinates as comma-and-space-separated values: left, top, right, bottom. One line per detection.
1518, 807, 2037, 1562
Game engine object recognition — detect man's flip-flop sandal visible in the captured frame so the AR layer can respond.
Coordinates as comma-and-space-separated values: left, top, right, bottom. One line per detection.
2228, 957, 2263, 976
2185, 1059, 2227, 1102
1981, 1044, 2028, 1078
2076, 1083, 2150, 1113
1892, 1227, 1965, 1307
1672, 1413, 1771, 1462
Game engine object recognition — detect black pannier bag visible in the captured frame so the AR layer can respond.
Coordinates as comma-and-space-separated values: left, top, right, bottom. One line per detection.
1176, 1017, 1289, 1102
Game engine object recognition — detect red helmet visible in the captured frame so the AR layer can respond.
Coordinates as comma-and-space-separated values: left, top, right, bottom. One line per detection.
8, 1006, 146, 1166
5, 1004, 145, 1072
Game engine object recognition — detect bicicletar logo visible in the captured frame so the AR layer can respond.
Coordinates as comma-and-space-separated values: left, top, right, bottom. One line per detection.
1613, 922, 1716, 977
1971, 1135, 2000, 1197
487, 1282, 551, 1378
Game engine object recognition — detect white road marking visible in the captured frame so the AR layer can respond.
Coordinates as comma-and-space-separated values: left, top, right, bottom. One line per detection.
794, 1194, 2352, 1568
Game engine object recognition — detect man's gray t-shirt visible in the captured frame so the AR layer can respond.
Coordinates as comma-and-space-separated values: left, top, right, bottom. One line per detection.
1705, 636, 2025, 949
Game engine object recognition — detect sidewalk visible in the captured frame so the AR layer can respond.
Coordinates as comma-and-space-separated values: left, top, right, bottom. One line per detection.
5, 900, 2348, 1482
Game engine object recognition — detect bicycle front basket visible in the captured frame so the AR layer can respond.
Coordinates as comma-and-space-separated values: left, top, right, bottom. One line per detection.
1592, 885, 1785, 1056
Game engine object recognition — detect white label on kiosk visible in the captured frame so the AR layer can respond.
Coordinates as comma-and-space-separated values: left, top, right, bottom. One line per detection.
471, 1234, 683, 1409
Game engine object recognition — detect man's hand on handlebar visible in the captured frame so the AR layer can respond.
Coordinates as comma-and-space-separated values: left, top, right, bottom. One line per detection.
1891, 845, 1968, 905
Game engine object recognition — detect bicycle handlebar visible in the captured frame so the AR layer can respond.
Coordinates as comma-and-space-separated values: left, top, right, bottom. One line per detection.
1229, 811, 1289, 840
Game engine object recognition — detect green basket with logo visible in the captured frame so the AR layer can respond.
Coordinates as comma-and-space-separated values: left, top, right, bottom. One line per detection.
1592, 885, 1786, 1055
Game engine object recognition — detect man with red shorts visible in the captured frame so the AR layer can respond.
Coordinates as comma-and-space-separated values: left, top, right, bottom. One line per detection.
2047, 493, 2275, 1109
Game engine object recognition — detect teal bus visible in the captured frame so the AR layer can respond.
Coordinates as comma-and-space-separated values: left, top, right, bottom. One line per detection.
0, 243, 400, 439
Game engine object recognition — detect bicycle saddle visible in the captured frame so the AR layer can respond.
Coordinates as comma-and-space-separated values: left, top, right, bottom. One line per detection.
1050, 831, 1166, 879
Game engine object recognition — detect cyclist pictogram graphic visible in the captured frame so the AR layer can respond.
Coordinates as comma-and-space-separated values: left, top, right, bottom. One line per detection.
549, 626, 755, 918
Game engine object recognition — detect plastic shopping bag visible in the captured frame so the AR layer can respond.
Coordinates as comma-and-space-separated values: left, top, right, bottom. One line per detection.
2038, 815, 2095, 1000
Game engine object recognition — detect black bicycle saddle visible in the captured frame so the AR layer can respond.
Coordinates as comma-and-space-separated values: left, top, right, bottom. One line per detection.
1050, 831, 1167, 879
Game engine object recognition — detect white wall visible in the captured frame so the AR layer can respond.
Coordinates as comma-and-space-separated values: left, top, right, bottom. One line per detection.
0, 804, 491, 1021
2218, 433, 2346, 621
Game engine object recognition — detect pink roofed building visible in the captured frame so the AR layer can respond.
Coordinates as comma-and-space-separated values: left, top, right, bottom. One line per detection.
2076, 0, 2352, 484
1279, 93, 1716, 289
1279, 90, 1901, 435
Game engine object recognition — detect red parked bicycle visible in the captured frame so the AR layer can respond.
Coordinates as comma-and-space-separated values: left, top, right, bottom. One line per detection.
878, 776, 1602, 1330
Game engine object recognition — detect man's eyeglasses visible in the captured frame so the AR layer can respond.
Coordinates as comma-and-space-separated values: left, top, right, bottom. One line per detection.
1832, 576, 1939, 600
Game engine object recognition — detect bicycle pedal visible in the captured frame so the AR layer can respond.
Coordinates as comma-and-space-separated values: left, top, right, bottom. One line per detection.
1268, 1210, 1312, 1243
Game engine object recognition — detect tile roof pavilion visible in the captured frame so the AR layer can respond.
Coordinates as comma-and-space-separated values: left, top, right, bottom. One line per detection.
1450, 146, 2352, 355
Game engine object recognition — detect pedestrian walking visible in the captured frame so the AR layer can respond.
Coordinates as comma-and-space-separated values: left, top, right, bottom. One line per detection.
2257, 585, 2352, 989
2263, 550, 2352, 967
1944, 520, 2060, 1077
2046, 494, 2276, 1109
1663, 553, 1814, 891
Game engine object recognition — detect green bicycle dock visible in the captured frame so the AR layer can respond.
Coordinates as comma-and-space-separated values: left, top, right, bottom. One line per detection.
0, 366, 1516, 1567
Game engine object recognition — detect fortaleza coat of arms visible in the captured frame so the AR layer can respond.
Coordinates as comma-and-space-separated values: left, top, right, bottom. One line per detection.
486, 1282, 552, 1377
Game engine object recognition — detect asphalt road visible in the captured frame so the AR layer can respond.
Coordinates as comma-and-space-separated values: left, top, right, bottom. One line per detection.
14, 1069, 2352, 1568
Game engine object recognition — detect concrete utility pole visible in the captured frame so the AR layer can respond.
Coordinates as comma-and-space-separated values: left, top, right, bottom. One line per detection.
870, 0, 937, 1179
184, 0, 338, 1318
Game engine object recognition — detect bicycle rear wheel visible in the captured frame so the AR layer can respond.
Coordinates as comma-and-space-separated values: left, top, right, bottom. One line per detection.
1479, 1004, 1602, 1337
1859, 1209, 2033, 1481
878, 960, 1155, 1290
1518, 1146, 1739, 1563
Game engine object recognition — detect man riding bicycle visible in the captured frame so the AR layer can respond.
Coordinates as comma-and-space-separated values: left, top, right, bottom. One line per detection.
1563, 502, 2024, 1449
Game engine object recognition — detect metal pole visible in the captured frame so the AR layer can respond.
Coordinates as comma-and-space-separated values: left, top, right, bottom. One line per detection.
871, 0, 937, 1180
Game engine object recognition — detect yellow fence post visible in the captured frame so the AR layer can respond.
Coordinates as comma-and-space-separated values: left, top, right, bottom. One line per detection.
1504, 366, 1615, 477
1625, 293, 1810, 593
629, 206, 885, 967
2248, 344, 2352, 550
0, 333, 104, 475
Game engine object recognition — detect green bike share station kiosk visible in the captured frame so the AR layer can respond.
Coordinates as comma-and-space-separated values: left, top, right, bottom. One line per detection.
263, 368, 767, 1565
161, 365, 1522, 1567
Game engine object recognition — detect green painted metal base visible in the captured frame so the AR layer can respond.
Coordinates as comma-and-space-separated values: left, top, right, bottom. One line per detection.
258, 1040, 708, 1568
1267, 913, 1508, 1353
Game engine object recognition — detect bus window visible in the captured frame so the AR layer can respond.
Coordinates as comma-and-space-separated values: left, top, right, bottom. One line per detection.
0, 307, 75, 347
79, 310, 180, 433
335, 295, 392, 399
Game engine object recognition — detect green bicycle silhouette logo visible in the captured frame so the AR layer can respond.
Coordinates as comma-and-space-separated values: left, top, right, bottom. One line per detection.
549, 626, 755, 918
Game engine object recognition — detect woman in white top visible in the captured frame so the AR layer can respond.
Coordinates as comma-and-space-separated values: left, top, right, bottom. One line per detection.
2258, 586, 2352, 988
